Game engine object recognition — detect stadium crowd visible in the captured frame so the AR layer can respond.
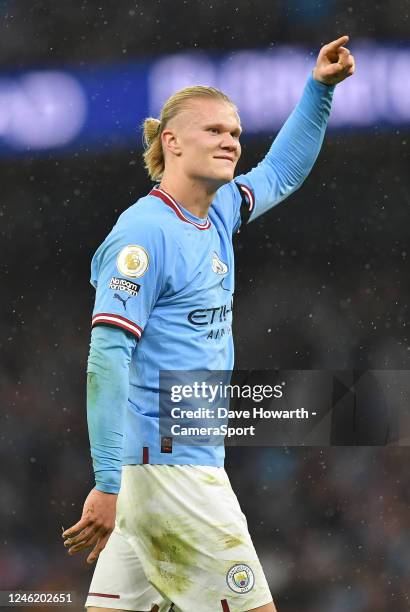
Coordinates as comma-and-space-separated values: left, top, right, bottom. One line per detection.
1, 0, 409, 66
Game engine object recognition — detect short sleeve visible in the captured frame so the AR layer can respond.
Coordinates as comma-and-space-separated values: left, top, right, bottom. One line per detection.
90, 221, 165, 340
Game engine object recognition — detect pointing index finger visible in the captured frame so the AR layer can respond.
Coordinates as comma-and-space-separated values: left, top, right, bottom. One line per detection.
326, 35, 350, 51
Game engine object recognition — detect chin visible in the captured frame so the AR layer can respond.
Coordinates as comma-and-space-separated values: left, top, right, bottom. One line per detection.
214, 170, 235, 184
209, 176, 233, 190
197, 171, 235, 190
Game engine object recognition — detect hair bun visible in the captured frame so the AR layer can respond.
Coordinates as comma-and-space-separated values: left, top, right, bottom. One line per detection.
143, 117, 161, 147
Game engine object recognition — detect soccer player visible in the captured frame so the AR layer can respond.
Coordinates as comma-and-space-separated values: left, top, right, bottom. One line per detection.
63, 37, 355, 611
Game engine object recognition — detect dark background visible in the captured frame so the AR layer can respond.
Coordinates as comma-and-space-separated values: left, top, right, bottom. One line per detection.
1, 2, 409, 611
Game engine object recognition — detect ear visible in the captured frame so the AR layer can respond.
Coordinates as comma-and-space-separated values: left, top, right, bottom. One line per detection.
161, 128, 182, 156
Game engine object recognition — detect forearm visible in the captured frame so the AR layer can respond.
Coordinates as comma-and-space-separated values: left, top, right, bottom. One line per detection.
87, 325, 136, 494
241, 73, 335, 222
265, 73, 335, 190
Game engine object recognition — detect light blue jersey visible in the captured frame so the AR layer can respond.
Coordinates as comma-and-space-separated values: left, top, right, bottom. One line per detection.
88, 74, 335, 493
91, 181, 245, 467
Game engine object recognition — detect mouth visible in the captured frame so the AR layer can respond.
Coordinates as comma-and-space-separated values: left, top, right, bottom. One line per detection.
214, 156, 234, 163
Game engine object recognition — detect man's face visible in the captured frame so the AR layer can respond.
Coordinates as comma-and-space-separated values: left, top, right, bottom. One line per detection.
165, 97, 242, 188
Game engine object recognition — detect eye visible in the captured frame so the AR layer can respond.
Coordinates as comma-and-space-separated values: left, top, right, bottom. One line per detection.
207, 127, 219, 134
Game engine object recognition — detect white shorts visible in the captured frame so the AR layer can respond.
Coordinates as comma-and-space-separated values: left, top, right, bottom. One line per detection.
85, 465, 272, 612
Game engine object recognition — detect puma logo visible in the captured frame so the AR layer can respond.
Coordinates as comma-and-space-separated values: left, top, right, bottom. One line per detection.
113, 293, 132, 310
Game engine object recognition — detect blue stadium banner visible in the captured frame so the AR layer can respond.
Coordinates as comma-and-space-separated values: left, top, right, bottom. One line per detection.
0, 43, 409, 156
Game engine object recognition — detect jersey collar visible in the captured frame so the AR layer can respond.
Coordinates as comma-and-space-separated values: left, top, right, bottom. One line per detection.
150, 187, 211, 230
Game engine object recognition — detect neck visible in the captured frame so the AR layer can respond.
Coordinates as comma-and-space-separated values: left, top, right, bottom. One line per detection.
159, 174, 220, 219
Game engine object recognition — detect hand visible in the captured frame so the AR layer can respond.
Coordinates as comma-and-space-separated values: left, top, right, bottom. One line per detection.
313, 35, 355, 86
62, 488, 117, 564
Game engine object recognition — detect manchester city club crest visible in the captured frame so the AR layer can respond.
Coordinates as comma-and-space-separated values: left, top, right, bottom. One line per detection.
211, 251, 228, 275
226, 563, 255, 594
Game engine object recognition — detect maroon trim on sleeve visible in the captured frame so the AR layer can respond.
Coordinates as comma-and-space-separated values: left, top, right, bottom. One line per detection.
237, 182, 255, 212
91, 313, 142, 340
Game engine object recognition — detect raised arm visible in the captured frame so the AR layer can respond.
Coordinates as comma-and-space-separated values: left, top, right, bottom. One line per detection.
234, 36, 355, 224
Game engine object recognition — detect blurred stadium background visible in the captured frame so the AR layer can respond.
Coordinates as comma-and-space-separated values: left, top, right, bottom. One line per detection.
1, 1, 410, 610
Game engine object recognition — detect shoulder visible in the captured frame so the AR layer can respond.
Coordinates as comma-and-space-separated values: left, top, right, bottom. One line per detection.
212, 179, 255, 213
213, 180, 240, 204
209, 180, 246, 233
94, 194, 171, 268
103, 193, 175, 252
117, 193, 171, 237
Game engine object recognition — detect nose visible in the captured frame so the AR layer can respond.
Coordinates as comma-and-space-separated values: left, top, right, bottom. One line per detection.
221, 134, 239, 153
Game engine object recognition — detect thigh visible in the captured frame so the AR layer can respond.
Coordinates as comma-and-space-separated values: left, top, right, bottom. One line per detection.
117, 465, 273, 612
85, 527, 164, 611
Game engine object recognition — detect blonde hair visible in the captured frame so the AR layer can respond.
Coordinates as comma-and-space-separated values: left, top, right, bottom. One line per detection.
142, 86, 236, 182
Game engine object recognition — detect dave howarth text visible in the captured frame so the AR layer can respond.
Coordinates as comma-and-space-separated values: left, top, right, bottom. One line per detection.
170, 407, 309, 419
